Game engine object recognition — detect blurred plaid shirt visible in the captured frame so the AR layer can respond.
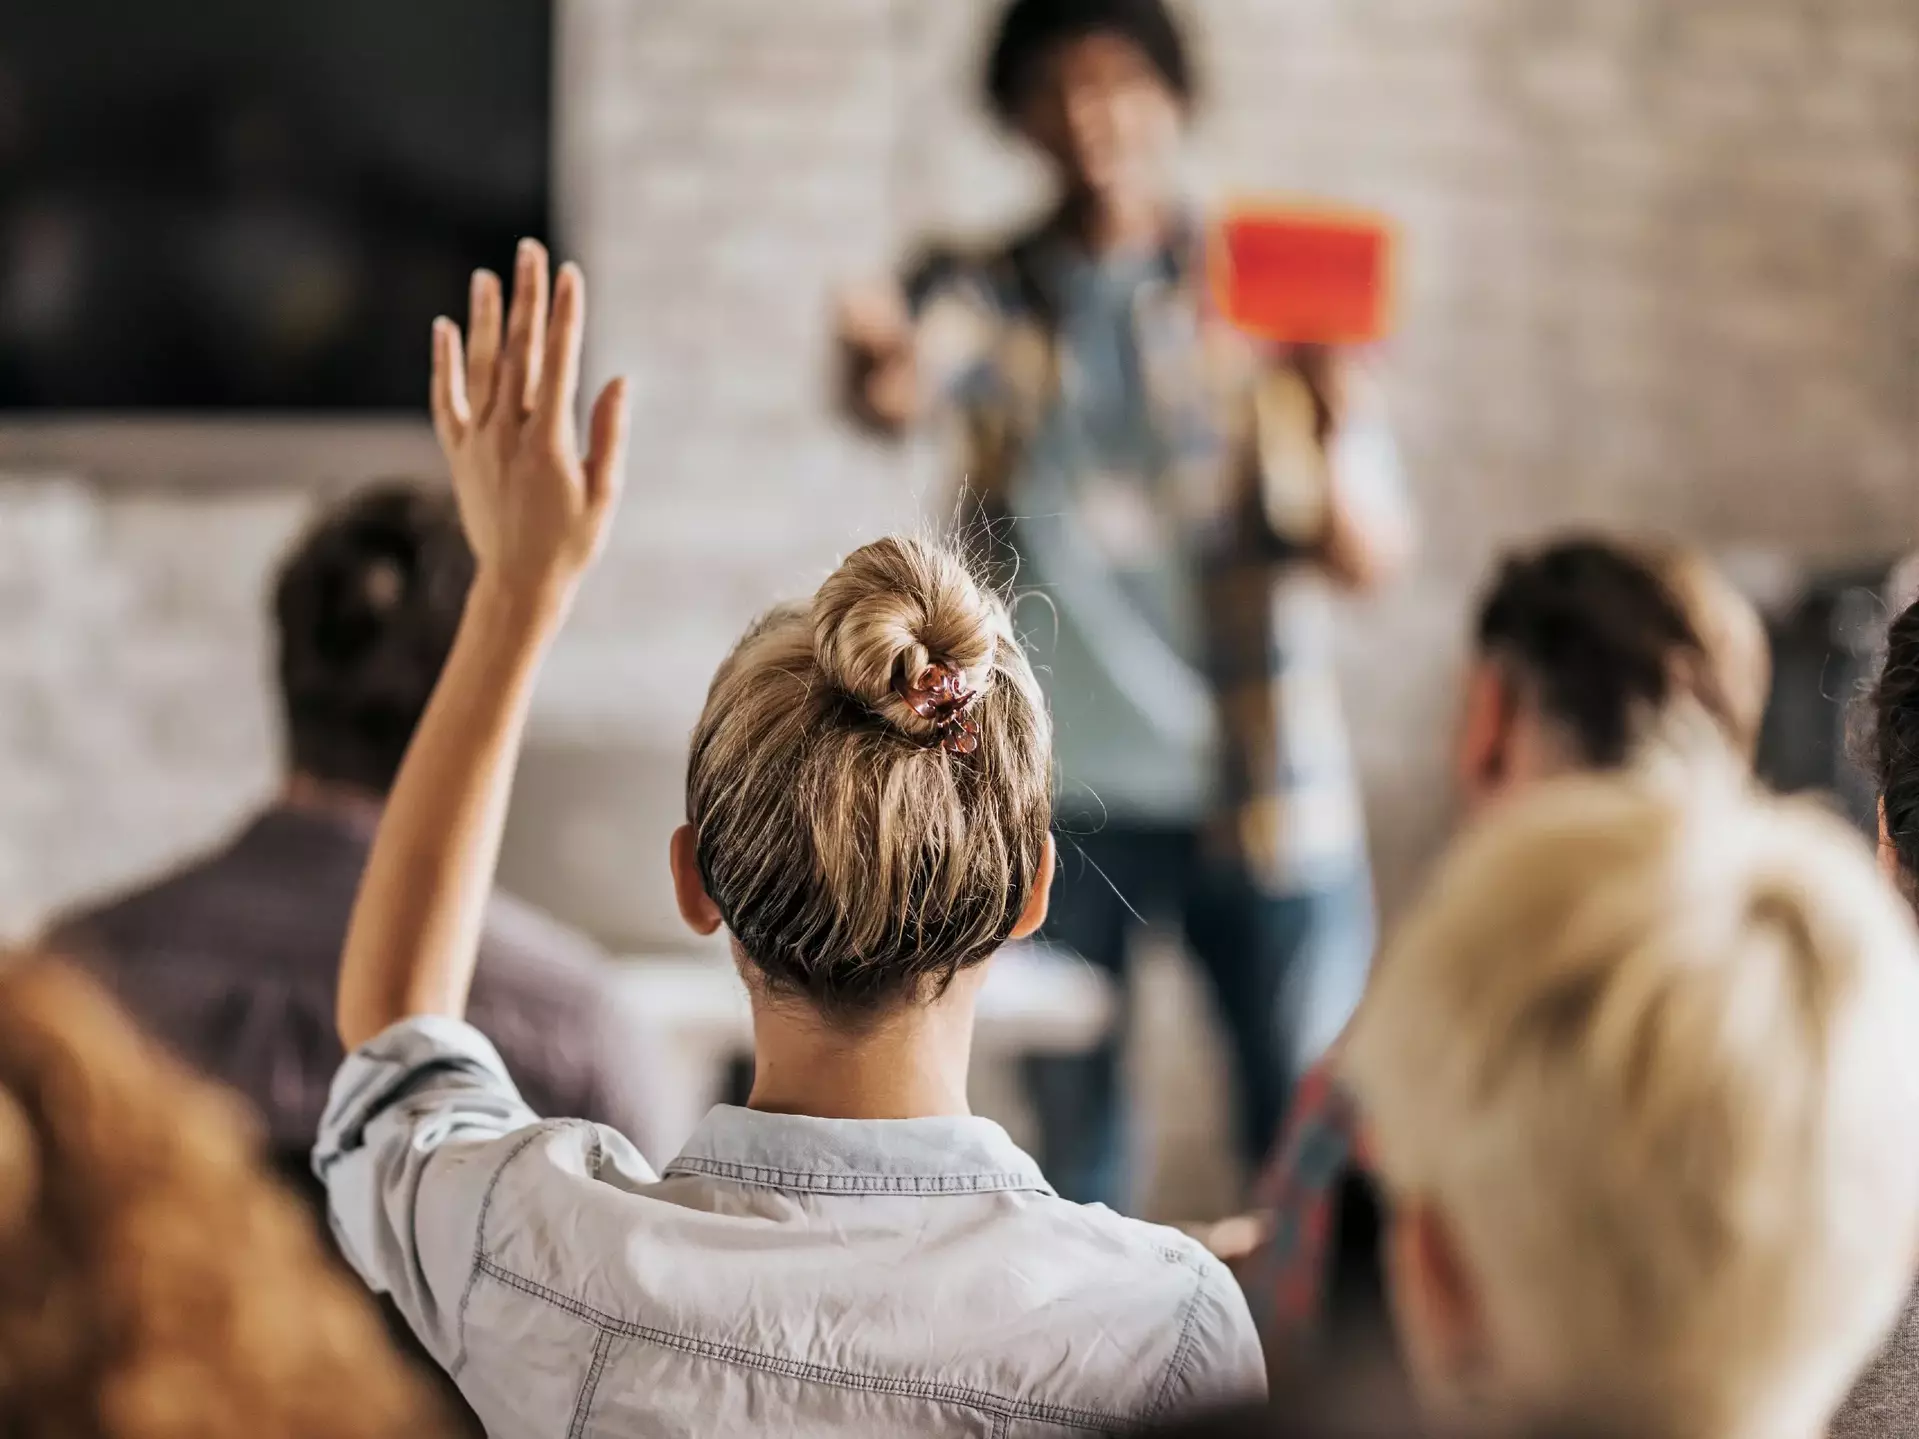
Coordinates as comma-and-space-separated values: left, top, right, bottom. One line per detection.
908, 210, 1407, 893
1240, 1055, 1368, 1351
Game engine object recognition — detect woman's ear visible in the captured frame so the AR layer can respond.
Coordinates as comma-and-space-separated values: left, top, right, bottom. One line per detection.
1009, 834, 1057, 941
669, 825, 723, 937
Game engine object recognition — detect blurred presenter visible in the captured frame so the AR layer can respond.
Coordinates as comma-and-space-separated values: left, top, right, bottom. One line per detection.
835, 0, 1414, 1209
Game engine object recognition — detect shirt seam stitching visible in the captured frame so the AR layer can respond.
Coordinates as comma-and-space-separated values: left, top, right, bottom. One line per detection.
474, 1255, 1135, 1430
451, 1125, 555, 1377
1145, 1261, 1211, 1421
566, 1329, 615, 1439
662, 1156, 1053, 1196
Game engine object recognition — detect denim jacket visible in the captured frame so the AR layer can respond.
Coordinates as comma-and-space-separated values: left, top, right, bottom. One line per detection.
315, 1018, 1265, 1437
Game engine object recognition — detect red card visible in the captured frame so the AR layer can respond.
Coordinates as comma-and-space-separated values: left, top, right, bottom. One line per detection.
1210, 203, 1396, 346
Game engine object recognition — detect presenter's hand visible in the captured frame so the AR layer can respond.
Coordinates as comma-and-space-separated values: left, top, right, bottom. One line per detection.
834, 278, 920, 434
1286, 343, 1348, 447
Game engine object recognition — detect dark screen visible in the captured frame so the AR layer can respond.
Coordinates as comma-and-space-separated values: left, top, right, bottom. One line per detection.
0, 0, 550, 410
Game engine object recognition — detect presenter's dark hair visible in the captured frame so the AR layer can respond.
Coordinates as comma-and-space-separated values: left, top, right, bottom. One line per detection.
985, 0, 1195, 123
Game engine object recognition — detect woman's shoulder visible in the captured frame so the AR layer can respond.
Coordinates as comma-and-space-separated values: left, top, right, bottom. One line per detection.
1043, 1203, 1266, 1412
1026, 1201, 1259, 1347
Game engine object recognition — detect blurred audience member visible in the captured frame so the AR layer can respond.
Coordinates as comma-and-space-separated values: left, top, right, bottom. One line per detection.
46, 481, 658, 1204
0, 951, 450, 1439
44, 483, 650, 1432
837, 0, 1414, 1210
1236, 536, 1770, 1377
1834, 594, 1919, 1439
317, 248, 1262, 1435
1344, 765, 1919, 1439
1455, 538, 1769, 812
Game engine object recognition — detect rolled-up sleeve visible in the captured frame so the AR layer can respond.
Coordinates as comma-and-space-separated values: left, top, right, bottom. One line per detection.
313, 1015, 542, 1368
1328, 376, 1415, 543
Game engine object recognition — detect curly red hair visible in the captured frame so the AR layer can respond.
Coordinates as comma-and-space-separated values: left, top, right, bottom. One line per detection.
0, 952, 452, 1439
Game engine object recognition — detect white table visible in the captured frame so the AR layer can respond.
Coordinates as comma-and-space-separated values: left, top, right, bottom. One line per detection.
611, 942, 1115, 1157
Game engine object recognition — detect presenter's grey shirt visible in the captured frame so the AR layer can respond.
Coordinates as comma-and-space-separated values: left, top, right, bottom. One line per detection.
315, 1016, 1265, 1438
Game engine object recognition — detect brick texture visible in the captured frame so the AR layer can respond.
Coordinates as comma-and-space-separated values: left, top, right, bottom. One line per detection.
2, 0, 1916, 941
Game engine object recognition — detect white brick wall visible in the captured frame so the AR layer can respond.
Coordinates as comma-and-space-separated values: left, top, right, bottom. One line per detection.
2, 0, 1916, 941
0, 478, 307, 937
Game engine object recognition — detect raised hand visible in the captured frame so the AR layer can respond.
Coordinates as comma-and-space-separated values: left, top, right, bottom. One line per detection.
431, 238, 629, 604
336, 242, 628, 1051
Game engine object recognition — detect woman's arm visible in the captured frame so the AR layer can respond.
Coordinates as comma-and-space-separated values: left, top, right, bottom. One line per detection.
334, 239, 629, 1051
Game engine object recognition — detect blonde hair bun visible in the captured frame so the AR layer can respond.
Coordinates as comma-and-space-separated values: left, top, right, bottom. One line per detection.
688, 533, 1052, 1019
811, 537, 1001, 742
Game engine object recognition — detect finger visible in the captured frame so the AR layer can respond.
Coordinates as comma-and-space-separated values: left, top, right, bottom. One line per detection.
519, 238, 550, 413
535, 261, 585, 442
583, 377, 631, 514
496, 238, 547, 422
429, 317, 469, 452
466, 269, 503, 422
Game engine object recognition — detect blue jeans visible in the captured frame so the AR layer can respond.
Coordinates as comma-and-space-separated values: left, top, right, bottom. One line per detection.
1023, 824, 1376, 1210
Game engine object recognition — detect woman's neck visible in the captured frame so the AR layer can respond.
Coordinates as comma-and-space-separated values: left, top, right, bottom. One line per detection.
745, 975, 981, 1120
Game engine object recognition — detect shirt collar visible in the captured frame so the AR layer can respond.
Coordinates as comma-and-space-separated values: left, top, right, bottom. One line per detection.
664, 1105, 1056, 1197
231, 802, 377, 862
1021, 201, 1202, 308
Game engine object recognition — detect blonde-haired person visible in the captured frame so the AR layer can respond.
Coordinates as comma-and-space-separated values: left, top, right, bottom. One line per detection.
1236, 535, 1772, 1372
314, 242, 1263, 1437
0, 952, 452, 1439
1344, 764, 1919, 1439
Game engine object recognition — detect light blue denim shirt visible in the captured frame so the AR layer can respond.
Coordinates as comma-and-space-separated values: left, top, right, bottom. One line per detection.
315, 1017, 1265, 1437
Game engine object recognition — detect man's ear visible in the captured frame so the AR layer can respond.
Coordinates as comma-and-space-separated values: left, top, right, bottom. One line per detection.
1456, 658, 1515, 812
669, 824, 723, 937
1009, 834, 1057, 941
1387, 1196, 1488, 1415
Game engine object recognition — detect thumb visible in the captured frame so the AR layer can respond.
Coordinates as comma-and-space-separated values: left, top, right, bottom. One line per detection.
584, 376, 631, 514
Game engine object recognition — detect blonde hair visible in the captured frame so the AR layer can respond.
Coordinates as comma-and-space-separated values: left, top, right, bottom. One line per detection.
0, 952, 451, 1439
1649, 544, 1770, 761
1343, 766, 1919, 1438
686, 535, 1052, 1019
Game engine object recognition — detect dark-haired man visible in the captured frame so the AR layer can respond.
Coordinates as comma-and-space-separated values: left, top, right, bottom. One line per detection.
48, 483, 660, 1186
836, 0, 1414, 1208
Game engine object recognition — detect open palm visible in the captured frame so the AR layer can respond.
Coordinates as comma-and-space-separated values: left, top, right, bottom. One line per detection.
430, 239, 629, 600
